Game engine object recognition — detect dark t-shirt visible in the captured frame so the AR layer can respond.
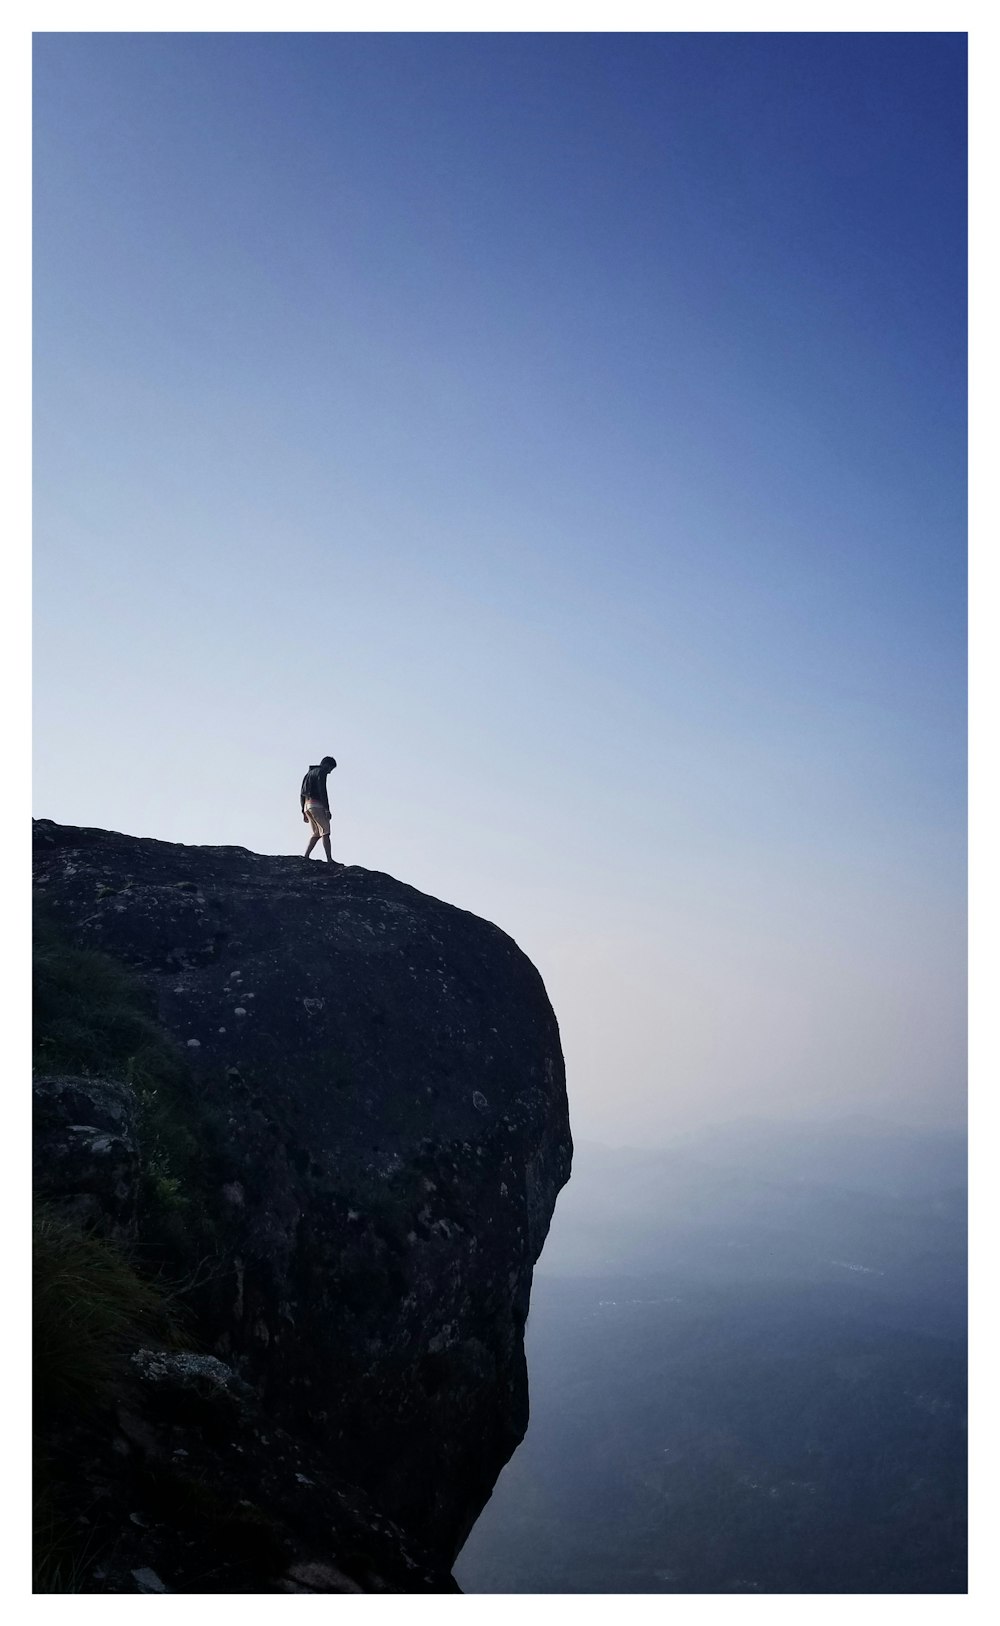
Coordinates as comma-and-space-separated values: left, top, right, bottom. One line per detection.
300, 765, 331, 811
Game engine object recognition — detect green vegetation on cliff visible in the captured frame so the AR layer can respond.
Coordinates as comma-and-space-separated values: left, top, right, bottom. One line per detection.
33, 911, 203, 1591
33, 907, 228, 1253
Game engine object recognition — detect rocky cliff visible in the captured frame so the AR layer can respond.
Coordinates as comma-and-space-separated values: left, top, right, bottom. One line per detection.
32, 820, 572, 1593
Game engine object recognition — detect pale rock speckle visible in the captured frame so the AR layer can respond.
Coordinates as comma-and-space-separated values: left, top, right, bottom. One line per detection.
132, 1568, 168, 1592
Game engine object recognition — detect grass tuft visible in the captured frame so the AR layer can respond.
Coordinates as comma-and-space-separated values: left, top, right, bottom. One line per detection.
33, 1205, 181, 1419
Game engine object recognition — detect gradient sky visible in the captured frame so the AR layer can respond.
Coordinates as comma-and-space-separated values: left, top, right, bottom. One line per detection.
32, 31, 967, 1143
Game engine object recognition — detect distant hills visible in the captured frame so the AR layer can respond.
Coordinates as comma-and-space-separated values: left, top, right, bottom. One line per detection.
535, 1122, 967, 1331
456, 1118, 967, 1593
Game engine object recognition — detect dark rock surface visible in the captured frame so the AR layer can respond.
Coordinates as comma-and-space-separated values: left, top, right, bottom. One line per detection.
33, 819, 572, 1588
33, 1074, 141, 1242
81, 1346, 464, 1593
39, 1338, 463, 1593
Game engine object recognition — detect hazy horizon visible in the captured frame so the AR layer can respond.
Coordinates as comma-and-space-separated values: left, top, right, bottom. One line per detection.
456, 1112, 967, 1593
33, 33, 966, 1145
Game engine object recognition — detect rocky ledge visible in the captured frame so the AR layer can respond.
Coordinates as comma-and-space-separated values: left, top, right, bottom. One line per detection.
32, 820, 572, 1591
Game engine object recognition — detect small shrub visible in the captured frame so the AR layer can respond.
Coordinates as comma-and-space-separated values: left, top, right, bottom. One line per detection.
33, 906, 224, 1260
33, 915, 169, 1079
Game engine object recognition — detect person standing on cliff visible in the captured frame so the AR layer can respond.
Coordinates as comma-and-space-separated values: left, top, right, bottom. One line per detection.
300, 756, 338, 863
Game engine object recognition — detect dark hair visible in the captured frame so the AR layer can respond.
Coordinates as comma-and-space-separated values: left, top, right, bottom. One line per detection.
320, 756, 337, 769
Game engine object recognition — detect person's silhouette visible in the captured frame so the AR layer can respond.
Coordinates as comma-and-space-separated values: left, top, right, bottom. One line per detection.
300, 755, 338, 862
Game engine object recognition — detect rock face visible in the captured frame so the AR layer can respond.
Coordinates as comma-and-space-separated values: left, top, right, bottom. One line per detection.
33, 1073, 141, 1242
33, 820, 572, 1587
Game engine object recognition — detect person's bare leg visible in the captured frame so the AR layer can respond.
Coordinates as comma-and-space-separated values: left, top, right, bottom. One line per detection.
304, 833, 320, 859
322, 833, 333, 862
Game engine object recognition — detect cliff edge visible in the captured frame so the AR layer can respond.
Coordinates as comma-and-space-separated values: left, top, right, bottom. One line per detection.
32, 820, 572, 1592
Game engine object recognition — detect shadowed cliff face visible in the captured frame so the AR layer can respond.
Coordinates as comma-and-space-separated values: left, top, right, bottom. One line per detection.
33, 820, 572, 1583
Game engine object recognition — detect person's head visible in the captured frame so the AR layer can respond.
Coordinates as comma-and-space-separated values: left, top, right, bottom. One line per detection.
320, 756, 337, 771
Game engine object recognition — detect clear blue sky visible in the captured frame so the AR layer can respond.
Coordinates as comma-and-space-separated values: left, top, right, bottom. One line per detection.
33, 32, 967, 1141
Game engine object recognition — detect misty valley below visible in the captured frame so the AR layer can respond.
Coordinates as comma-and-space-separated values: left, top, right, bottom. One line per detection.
455, 1119, 966, 1594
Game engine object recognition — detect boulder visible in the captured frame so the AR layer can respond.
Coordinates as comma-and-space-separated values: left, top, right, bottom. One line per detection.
32, 819, 572, 1571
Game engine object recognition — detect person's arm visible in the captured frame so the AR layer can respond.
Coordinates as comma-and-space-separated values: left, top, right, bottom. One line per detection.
300, 775, 308, 818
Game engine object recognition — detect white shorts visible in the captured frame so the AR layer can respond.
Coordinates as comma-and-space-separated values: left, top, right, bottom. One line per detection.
304, 800, 330, 837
